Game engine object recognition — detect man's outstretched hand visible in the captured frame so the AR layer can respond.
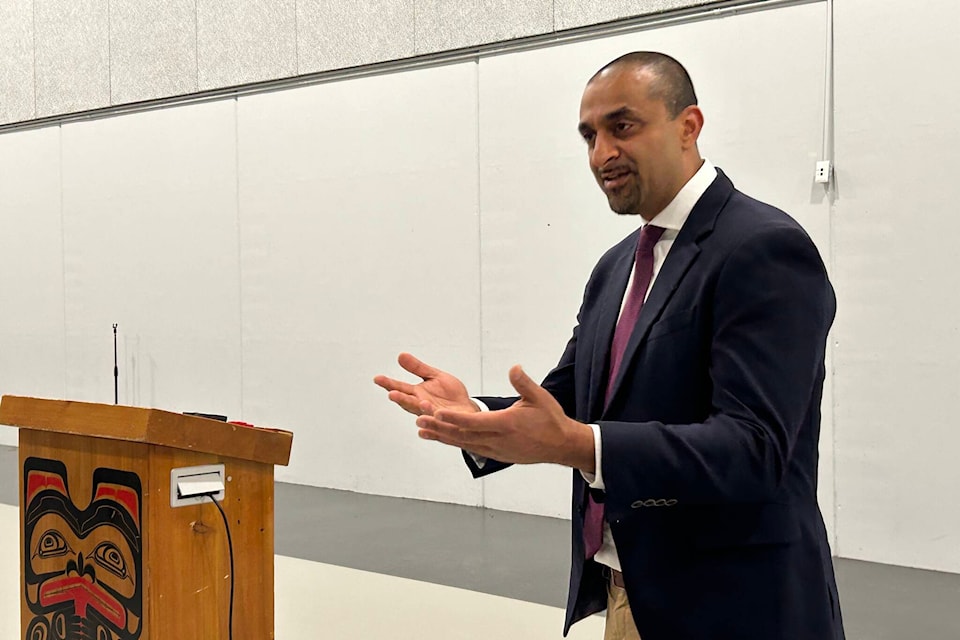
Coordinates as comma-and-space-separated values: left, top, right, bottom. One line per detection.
374, 353, 480, 417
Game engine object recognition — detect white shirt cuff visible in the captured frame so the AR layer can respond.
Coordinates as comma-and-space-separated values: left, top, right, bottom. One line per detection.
467, 398, 490, 468
579, 423, 604, 490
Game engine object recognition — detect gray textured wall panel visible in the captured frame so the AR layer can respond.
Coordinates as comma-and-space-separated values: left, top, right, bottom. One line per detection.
297, 0, 415, 74
198, 0, 297, 91
110, 0, 197, 104
9, 0, 753, 122
555, 0, 727, 31
0, 0, 35, 124
415, 0, 552, 53
34, 0, 110, 117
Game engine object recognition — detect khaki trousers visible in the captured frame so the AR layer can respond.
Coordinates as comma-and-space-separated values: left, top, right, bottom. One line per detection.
603, 575, 642, 640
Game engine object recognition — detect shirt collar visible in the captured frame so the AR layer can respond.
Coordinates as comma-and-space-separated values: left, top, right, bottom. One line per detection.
645, 159, 717, 232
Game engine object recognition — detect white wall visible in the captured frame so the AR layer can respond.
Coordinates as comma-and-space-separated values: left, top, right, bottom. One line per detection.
831, 0, 960, 573
0, 126, 65, 449
59, 101, 243, 415
2, 0, 959, 574
236, 62, 484, 504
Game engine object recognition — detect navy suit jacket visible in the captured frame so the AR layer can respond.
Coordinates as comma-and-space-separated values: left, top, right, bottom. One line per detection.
466, 170, 845, 640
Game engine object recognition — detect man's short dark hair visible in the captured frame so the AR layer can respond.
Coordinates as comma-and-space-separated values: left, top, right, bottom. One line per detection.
590, 52, 698, 118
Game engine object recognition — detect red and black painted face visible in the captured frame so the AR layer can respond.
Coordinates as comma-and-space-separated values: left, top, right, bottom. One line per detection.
23, 458, 142, 640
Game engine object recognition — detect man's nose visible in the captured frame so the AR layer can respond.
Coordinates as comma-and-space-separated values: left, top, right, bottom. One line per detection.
590, 130, 620, 167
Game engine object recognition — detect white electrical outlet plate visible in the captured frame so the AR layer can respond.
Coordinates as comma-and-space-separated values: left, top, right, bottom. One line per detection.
170, 464, 225, 507
815, 160, 832, 184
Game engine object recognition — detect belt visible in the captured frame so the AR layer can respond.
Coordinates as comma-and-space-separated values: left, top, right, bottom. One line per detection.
603, 567, 626, 588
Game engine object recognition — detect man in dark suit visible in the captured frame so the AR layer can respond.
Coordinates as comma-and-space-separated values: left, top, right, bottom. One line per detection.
375, 52, 844, 640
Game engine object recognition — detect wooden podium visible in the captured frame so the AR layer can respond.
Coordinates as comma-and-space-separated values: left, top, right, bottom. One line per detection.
0, 395, 293, 640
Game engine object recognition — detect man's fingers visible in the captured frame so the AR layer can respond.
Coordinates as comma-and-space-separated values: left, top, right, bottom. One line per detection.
429, 409, 492, 433
398, 352, 441, 381
373, 375, 417, 396
417, 413, 496, 444
387, 391, 425, 416
418, 429, 494, 457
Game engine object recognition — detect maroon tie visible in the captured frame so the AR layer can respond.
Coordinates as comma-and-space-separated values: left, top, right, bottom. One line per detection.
584, 224, 666, 559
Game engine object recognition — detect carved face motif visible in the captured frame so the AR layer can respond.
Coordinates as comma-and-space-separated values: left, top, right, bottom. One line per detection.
23, 458, 143, 640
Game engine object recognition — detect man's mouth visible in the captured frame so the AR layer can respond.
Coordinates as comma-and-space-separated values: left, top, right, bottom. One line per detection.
600, 169, 632, 190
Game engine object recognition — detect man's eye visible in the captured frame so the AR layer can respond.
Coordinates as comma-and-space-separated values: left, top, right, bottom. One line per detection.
615, 122, 633, 134
581, 132, 595, 144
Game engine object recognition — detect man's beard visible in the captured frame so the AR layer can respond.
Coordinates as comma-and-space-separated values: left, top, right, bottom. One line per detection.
606, 188, 642, 215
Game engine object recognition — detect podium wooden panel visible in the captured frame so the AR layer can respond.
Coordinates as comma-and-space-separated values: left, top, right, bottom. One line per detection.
0, 396, 293, 640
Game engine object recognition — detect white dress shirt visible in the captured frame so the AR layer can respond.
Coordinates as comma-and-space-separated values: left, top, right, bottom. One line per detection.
474, 159, 718, 572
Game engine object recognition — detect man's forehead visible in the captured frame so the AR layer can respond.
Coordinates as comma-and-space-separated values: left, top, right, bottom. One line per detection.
582, 66, 654, 104
588, 64, 655, 90
579, 74, 656, 122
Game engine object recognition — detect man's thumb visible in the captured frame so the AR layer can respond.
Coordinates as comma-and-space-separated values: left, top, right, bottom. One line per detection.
509, 365, 540, 400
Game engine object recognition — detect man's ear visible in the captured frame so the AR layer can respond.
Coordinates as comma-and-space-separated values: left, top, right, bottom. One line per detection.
678, 105, 704, 150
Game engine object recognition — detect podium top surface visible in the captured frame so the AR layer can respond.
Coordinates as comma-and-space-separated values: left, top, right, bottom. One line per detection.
0, 396, 292, 466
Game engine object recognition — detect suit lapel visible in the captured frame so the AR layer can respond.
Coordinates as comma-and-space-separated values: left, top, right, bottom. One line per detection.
602, 242, 700, 410
600, 170, 735, 415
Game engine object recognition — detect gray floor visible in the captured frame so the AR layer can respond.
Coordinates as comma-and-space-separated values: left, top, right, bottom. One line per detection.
2, 446, 958, 639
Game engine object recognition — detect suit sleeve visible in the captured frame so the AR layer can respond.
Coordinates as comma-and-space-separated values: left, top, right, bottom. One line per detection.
598, 225, 835, 518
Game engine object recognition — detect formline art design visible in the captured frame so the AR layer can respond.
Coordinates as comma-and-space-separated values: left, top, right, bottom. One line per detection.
23, 457, 143, 640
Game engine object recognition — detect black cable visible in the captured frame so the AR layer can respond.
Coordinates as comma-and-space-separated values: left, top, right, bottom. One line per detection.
209, 494, 235, 640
